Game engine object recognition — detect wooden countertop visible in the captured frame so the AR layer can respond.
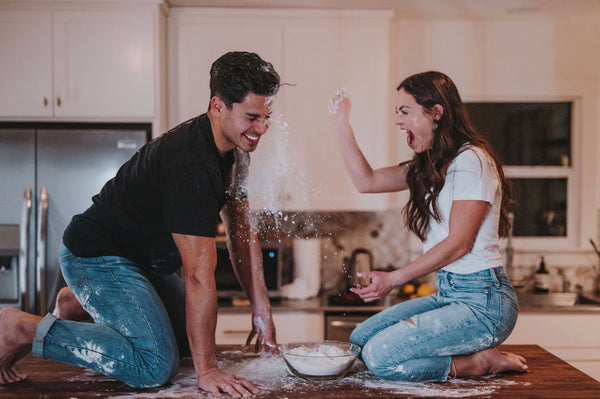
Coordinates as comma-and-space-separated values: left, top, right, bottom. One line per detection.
2, 345, 599, 398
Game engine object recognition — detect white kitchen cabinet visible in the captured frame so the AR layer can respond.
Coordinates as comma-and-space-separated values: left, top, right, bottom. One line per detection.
280, 19, 393, 211
504, 312, 600, 382
0, 10, 53, 117
0, 6, 159, 121
216, 310, 324, 345
169, 9, 394, 211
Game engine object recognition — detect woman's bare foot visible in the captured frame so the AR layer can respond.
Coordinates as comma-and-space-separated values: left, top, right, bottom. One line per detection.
452, 348, 528, 378
0, 307, 42, 384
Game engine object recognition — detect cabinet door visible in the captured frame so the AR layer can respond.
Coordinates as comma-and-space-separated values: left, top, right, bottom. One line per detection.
504, 313, 600, 381
52, 11, 155, 118
169, 10, 393, 211
169, 14, 283, 124
216, 311, 324, 345
168, 12, 285, 212
281, 20, 392, 210
0, 11, 53, 117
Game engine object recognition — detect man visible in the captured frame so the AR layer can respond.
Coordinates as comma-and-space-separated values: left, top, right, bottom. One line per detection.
0, 51, 281, 397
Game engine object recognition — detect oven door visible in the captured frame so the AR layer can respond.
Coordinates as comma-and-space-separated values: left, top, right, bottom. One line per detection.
325, 312, 375, 341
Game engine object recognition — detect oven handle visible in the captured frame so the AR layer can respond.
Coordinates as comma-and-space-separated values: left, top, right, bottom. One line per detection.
19, 188, 32, 313
329, 320, 361, 329
36, 187, 48, 315
222, 329, 251, 335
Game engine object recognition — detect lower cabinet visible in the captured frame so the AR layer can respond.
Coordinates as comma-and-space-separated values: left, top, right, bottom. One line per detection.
504, 312, 600, 382
216, 310, 324, 345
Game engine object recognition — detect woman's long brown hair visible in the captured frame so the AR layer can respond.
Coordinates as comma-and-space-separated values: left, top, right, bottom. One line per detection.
399, 71, 514, 241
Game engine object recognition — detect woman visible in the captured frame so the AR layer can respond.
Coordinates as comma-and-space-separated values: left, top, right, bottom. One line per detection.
329, 71, 527, 381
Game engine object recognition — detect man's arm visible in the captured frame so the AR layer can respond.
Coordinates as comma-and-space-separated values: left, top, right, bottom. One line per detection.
171, 233, 258, 397
220, 198, 276, 350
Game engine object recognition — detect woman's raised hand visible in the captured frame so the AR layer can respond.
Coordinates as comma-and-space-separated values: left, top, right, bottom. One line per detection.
329, 86, 351, 124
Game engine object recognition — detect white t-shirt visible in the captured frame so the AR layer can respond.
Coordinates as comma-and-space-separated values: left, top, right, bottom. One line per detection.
423, 145, 502, 274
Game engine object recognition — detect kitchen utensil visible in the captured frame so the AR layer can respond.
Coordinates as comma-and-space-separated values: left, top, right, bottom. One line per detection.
590, 238, 600, 259
281, 239, 320, 299
348, 248, 373, 287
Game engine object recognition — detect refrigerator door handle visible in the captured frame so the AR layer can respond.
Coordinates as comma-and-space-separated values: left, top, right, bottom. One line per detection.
19, 188, 32, 313
37, 187, 49, 315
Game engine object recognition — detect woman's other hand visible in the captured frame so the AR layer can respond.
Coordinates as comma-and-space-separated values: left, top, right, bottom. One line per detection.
350, 271, 396, 303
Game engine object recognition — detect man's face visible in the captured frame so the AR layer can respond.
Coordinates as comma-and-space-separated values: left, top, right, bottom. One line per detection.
215, 93, 274, 154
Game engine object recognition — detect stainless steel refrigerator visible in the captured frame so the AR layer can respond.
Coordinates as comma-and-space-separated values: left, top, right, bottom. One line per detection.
0, 124, 149, 315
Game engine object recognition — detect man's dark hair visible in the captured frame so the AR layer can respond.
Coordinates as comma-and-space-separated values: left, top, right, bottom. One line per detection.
209, 51, 281, 110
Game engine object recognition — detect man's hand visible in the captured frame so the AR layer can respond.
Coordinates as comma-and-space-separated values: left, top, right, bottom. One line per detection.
196, 367, 259, 398
245, 309, 277, 353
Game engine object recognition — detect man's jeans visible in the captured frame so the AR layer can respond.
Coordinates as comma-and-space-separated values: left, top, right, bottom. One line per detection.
32, 243, 181, 388
350, 267, 518, 382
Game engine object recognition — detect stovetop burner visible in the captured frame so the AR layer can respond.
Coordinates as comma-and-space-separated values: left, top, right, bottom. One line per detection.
327, 290, 371, 306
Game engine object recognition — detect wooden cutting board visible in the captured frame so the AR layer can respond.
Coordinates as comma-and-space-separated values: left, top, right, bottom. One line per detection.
1, 345, 599, 398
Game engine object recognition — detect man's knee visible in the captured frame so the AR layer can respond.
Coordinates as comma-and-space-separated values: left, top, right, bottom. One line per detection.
129, 352, 179, 388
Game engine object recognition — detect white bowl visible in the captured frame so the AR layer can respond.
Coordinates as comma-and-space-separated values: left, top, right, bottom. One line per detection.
278, 340, 360, 380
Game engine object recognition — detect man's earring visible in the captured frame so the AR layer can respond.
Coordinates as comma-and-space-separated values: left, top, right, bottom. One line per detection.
432, 120, 439, 131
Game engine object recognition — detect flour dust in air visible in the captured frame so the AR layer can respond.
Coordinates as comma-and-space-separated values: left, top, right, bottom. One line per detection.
246, 113, 327, 238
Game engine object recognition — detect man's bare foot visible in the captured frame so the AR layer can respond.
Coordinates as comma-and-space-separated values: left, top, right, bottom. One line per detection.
452, 348, 528, 378
0, 307, 42, 384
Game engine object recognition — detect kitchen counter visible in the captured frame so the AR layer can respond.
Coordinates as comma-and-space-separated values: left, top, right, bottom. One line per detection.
217, 291, 600, 314
2, 345, 600, 398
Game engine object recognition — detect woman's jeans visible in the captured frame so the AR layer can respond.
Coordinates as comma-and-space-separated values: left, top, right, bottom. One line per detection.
350, 267, 518, 382
31, 243, 183, 388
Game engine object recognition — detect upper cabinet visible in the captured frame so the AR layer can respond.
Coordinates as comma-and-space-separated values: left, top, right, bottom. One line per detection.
0, 11, 53, 117
0, 3, 164, 123
169, 9, 394, 211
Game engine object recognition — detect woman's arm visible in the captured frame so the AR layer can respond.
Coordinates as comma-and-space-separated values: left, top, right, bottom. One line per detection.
330, 94, 409, 193
352, 199, 490, 302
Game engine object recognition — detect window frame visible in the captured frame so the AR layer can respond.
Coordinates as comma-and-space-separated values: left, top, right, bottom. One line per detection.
464, 96, 581, 251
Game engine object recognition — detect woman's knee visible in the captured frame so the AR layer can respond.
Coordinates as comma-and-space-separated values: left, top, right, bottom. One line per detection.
349, 321, 373, 347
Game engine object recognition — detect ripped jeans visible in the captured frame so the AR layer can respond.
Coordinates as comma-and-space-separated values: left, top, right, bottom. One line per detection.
31, 243, 182, 388
349, 267, 518, 382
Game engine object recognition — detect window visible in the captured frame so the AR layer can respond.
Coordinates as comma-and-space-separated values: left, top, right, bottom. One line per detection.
465, 102, 573, 239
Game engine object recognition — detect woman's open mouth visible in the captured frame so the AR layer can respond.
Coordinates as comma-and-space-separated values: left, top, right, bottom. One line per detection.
401, 129, 414, 148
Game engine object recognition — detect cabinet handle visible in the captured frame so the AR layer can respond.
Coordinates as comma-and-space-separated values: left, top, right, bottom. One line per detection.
57, 97, 61, 107
43, 97, 48, 106
222, 330, 251, 335
329, 320, 360, 329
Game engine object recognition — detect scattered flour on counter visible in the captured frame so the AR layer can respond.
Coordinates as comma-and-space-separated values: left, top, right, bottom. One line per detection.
107, 350, 527, 398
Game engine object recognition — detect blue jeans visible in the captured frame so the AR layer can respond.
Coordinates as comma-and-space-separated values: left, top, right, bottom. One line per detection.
32, 243, 181, 388
350, 267, 518, 382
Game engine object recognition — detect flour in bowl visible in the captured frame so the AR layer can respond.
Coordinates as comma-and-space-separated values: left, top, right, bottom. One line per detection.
283, 344, 353, 376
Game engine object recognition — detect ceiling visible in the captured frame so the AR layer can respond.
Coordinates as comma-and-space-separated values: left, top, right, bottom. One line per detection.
167, 0, 600, 19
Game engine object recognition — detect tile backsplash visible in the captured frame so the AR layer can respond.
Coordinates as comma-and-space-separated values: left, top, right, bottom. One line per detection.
251, 209, 600, 294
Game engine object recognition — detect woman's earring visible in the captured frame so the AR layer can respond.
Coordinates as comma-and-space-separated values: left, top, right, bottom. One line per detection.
432, 120, 439, 131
